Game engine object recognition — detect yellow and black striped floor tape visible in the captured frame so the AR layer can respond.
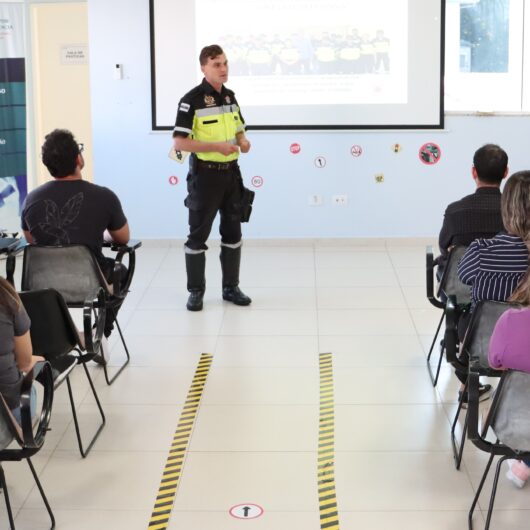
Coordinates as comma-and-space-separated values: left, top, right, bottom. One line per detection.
318, 353, 340, 530
148, 353, 213, 530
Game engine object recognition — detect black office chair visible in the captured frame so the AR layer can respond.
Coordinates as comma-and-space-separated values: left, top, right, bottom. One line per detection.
0, 361, 55, 529
426, 245, 471, 386
445, 299, 520, 470
467, 368, 530, 530
19, 241, 141, 385
19, 288, 106, 458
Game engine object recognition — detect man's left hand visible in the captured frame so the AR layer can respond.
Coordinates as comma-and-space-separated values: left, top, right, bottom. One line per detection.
239, 139, 251, 153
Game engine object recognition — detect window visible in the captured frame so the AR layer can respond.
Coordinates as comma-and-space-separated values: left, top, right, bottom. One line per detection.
445, 0, 528, 112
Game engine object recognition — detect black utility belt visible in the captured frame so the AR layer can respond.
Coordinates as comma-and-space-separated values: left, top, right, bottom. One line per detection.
196, 159, 239, 171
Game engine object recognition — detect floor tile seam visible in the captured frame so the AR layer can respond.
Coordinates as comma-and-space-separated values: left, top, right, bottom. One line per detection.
195, 402, 445, 406
14, 508, 151, 514
182, 402, 448, 408
169, 508, 474, 513
386, 249, 428, 359
181, 449, 460, 454
121, 245, 172, 328
17, 439, 64, 512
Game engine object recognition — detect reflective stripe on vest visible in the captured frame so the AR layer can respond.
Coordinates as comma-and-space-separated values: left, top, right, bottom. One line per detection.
193, 104, 243, 162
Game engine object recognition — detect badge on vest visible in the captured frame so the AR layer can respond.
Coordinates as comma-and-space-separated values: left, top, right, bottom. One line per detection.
204, 95, 216, 107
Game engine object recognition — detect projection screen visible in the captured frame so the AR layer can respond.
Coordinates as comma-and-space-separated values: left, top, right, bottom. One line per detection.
150, 0, 445, 130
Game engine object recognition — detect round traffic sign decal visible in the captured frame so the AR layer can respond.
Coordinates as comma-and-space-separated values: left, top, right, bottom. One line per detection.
290, 143, 301, 154
251, 175, 264, 188
419, 142, 441, 165
229, 503, 264, 520
351, 145, 363, 157
168, 176, 179, 185
315, 156, 326, 168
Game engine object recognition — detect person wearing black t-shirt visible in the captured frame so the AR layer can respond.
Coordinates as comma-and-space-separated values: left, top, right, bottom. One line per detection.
21, 129, 130, 341
437, 144, 508, 275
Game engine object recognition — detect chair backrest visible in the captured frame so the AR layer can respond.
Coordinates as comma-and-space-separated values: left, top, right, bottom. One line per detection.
19, 289, 79, 359
21, 245, 106, 305
491, 370, 530, 452
438, 245, 471, 304
463, 300, 521, 369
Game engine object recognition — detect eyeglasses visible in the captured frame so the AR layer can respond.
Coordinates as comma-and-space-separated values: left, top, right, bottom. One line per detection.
78, 143, 85, 154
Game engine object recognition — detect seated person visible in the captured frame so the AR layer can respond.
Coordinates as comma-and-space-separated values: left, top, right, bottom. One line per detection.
437, 144, 507, 276
21, 129, 130, 345
488, 277, 530, 488
0, 277, 44, 423
456, 171, 530, 401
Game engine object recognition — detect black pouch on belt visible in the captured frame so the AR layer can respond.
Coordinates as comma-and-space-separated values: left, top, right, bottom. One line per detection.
240, 185, 255, 222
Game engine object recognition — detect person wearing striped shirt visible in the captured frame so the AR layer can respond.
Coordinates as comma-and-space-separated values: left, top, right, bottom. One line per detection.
455, 171, 530, 399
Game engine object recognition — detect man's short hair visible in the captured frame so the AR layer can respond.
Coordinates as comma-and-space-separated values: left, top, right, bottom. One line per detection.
199, 44, 224, 66
473, 144, 508, 185
41, 129, 81, 178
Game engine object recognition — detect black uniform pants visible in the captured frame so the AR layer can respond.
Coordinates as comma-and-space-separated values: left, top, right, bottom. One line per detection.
185, 165, 243, 251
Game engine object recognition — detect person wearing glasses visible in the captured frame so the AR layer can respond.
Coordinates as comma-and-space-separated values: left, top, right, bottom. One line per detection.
20, 129, 130, 348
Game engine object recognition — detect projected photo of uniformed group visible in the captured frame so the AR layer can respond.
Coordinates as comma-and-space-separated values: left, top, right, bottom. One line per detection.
221, 29, 391, 77
152, 0, 446, 128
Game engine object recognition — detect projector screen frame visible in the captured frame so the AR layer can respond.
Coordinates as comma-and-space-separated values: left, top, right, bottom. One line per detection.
149, 0, 446, 131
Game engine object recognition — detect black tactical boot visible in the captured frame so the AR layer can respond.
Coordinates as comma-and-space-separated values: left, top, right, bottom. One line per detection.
185, 252, 206, 311
220, 245, 251, 306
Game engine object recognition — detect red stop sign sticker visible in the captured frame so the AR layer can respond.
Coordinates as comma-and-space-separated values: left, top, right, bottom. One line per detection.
169, 176, 179, 185
290, 143, 301, 154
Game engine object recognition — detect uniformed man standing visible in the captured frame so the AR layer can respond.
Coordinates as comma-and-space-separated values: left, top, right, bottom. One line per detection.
173, 44, 252, 312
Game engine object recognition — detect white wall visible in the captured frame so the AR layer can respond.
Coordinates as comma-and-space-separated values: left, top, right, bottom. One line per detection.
87, 0, 530, 240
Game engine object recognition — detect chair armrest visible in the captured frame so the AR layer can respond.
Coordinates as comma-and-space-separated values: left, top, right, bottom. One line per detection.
103, 239, 142, 252
443, 296, 465, 369
467, 366, 516, 457
81, 288, 106, 359
22, 361, 54, 450
105, 240, 142, 298
0, 361, 54, 456
426, 246, 444, 309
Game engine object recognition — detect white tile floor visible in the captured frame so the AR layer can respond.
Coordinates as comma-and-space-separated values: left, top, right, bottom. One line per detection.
2, 239, 529, 529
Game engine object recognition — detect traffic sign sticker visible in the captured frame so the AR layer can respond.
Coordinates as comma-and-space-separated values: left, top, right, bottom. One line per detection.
419, 142, 441, 165
251, 175, 264, 188
168, 176, 179, 185
290, 143, 301, 154
315, 156, 326, 168
229, 504, 264, 520
351, 145, 363, 157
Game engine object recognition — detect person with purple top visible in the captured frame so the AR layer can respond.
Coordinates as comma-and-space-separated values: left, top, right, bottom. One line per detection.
488, 269, 530, 488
